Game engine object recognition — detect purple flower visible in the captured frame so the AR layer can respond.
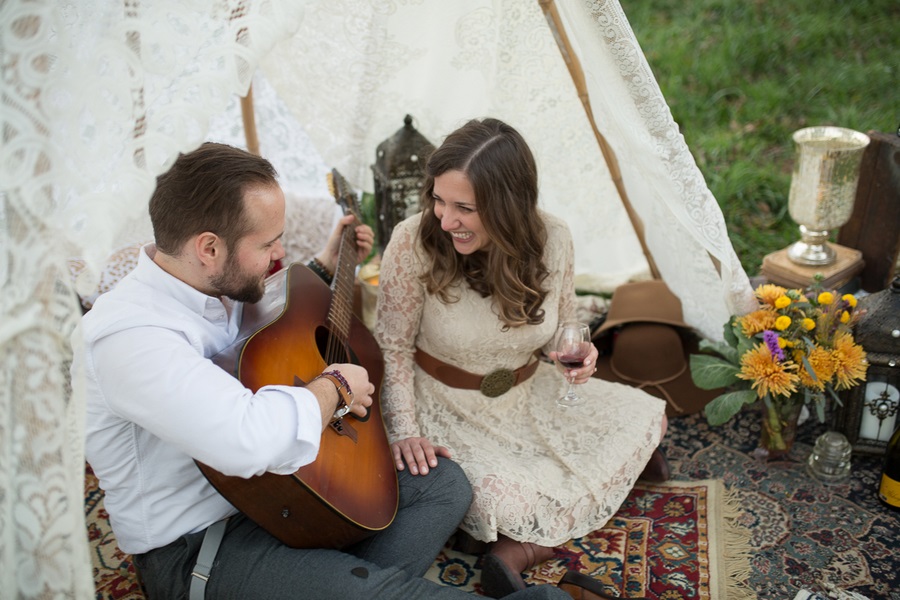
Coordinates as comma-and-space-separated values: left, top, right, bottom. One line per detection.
763, 330, 784, 361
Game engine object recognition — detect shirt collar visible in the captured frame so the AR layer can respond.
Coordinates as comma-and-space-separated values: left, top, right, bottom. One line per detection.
136, 244, 234, 321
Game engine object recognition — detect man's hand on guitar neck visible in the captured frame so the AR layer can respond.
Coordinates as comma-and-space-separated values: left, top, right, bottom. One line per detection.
307, 363, 374, 431
315, 214, 375, 275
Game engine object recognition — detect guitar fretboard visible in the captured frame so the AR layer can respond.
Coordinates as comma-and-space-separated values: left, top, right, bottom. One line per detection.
323, 168, 362, 363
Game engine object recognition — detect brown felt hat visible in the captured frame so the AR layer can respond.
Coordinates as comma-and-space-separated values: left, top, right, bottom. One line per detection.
593, 281, 722, 417
594, 280, 691, 335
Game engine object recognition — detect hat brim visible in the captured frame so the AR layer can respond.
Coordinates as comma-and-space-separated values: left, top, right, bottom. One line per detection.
595, 314, 693, 337
594, 280, 692, 337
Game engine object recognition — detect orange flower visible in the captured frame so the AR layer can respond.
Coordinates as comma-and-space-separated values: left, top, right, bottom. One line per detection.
797, 347, 836, 391
738, 309, 777, 337
832, 333, 868, 389
737, 344, 799, 399
755, 284, 789, 307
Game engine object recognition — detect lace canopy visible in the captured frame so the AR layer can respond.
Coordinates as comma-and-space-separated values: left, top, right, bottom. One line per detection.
0, 0, 753, 596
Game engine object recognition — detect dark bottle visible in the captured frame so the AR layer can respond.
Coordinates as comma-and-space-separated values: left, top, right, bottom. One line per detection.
879, 425, 900, 511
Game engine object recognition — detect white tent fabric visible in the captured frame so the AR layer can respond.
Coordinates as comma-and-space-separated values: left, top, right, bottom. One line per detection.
257, 0, 756, 332
0, 0, 754, 596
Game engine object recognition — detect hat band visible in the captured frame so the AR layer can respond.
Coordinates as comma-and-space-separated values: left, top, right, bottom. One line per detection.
609, 359, 687, 414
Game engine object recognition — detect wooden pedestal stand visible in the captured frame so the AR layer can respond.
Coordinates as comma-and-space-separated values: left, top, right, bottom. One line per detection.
761, 243, 864, 291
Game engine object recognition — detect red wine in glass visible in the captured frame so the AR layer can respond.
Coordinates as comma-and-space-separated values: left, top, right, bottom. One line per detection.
558, 354, 587, 369
555, 322, 592, 408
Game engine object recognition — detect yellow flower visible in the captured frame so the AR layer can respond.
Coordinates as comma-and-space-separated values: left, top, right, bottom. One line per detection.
818, 292, 834, 305
842, 293, 857, 308
775, 296, 792, 309
777, 337, 788, 348
802, 318, 816, 331
775, 315, 792, 331
832, 333, 868, 389
797, 346, 836, 391
738, 309, 777, 337
755, 284, 789, 307
840, 311, 850, 324
737, 344, 799, 399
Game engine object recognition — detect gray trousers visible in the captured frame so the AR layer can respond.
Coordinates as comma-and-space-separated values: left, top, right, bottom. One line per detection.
134, 458, 568, 599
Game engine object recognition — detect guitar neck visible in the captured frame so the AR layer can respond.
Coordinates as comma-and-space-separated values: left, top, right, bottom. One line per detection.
326, 225, 357, 346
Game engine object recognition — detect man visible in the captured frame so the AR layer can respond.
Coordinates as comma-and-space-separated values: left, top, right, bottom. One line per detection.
75, 142, 605, 599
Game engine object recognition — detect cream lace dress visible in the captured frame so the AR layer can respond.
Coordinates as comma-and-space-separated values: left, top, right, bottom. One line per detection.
374, 212, 666, 546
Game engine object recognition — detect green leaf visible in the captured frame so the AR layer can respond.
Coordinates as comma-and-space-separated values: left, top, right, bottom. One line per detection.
698, 338, 740, 364
737, 336, 758, 360
815, 400, 825, 423
704, 389, 758, 426
689, 354, 740, 389
827, 387, 843, 406
724, 320, 739, 347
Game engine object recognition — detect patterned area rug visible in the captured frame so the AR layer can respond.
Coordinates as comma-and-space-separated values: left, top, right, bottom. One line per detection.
86, 470, 750, 599
425, 479, 751, 599
664, 406, 900, 600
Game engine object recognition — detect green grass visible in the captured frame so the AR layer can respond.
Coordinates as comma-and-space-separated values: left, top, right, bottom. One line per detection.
621, 0, 898, 275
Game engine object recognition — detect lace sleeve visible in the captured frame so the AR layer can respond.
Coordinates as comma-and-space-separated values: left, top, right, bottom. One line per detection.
543, 217, 579, 355
374, 218, 426, 443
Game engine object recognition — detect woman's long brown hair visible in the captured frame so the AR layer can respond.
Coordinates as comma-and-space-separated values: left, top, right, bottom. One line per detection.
418, 118, 549, 329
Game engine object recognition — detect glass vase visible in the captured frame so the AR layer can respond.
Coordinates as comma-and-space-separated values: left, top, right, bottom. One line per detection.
754, 398, 804, 461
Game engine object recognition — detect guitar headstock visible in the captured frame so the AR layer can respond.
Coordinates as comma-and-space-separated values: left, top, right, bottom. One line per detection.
327, 168, 362, 223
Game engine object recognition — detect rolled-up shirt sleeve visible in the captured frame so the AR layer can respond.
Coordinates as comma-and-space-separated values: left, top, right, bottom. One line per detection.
89, 324, 322, 478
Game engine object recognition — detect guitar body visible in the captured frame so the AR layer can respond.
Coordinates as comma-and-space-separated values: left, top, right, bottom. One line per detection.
196, 263, 399, 549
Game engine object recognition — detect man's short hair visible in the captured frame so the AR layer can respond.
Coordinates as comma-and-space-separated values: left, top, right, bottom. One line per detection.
150, 142, 278, 255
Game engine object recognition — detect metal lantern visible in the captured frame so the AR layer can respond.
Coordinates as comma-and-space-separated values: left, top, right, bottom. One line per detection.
371, 115, 435, 254
832, 275, 900, 454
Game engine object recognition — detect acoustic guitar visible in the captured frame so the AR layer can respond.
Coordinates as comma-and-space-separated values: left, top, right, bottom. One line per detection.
197, 169, 399, 549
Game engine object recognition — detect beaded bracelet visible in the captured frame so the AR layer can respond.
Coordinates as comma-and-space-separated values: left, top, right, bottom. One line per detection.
313, 369, 353, 421
307, 257, 333, 284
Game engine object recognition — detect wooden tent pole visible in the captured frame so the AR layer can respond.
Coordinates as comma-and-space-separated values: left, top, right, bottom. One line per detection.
240, 84, 261, 156
538, 0, 660, 279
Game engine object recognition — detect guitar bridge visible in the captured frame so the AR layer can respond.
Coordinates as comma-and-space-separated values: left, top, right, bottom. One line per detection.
330, 418, 359, 443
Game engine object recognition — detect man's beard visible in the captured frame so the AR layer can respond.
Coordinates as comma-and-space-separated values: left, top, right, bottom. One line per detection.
210, 253, 267, 304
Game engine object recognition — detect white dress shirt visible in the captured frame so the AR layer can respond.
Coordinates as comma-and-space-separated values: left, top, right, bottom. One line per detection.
76, 245, 323, 554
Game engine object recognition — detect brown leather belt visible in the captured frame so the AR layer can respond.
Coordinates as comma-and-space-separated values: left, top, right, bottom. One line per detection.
414, 347, 540, 398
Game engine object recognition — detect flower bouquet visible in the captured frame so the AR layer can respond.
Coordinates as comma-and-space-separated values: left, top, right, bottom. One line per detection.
690, 282, 868, 459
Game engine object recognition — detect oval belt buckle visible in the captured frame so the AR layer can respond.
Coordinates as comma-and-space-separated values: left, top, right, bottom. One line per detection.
480, 368, 515, 398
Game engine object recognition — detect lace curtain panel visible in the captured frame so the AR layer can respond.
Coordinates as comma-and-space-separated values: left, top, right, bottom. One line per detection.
0, 1, 305, 597
1, 0, 753, 597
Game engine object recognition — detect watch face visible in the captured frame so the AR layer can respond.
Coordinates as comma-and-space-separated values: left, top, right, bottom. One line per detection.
858, 381, 900, 442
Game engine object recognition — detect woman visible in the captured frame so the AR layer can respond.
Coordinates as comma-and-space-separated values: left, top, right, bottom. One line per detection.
374, 118, 668, 598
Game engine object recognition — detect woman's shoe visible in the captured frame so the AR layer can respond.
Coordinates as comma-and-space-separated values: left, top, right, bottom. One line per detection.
557, 569, 651, 600
480, 537, 555, 599
638, 447, 671, 483
480, 552, 526, 598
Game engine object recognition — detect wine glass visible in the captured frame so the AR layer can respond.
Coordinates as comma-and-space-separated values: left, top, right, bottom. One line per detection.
555, 321, 592, 408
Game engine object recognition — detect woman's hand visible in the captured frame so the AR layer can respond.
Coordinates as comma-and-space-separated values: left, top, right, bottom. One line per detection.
548, 343, 599, 384
391, 437, 453, 476
315, 214, 374, 273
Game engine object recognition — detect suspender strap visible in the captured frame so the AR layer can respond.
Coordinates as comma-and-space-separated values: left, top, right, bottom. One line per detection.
189, 518, 229, 600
